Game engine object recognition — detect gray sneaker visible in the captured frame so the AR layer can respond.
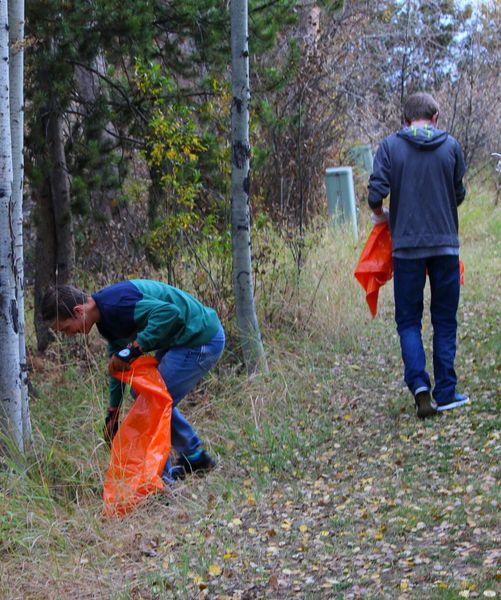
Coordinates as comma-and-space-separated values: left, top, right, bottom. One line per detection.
415, 390, 438, 419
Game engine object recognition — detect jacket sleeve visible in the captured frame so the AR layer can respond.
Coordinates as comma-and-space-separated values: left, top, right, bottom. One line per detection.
107, 341, 125, 408
368, 140, 391, 208
454, 142, 466, 206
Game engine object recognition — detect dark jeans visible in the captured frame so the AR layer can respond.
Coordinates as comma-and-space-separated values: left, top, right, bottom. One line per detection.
155, 325, 225, 480
393, 255, 460, 404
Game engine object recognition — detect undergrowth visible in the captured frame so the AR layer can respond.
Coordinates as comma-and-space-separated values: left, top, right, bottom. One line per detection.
0, 182, 499, 599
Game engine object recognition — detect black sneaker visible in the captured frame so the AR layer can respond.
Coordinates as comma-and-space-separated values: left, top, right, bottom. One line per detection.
415, 390, 438, 419
171, 450, 216, 480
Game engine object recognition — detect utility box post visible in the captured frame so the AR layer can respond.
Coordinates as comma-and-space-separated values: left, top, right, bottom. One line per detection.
325, 166, 358, 240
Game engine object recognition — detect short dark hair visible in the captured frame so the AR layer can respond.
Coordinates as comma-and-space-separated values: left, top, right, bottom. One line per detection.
403, 92, 439, 123
41, 285, 89, 322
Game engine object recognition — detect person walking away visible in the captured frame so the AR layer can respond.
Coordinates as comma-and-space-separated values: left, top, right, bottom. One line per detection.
368, 92, 469, 419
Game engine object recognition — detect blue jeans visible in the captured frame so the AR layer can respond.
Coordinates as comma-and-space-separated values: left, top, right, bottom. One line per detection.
393, 256, 460, 404
156, 325, 225, 479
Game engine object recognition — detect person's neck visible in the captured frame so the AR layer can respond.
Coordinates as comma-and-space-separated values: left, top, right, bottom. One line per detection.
85, 297, 101, 327
408, 119, 434, 127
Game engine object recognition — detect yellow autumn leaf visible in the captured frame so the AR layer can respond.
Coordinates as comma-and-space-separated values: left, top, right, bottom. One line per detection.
400, 579, 409, 591
299, 524, 308, 533
208, 563, 221, 576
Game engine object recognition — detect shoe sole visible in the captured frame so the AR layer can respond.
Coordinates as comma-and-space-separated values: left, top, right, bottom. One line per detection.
437, 397, 470, 412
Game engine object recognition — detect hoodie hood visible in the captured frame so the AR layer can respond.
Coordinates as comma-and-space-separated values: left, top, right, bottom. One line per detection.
397, 125, 448, 150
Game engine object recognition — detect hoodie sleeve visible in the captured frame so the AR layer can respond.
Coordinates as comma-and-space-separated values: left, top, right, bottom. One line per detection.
454, 141, 466, 206
368, 139, 391, 208
107, 341, 125, 408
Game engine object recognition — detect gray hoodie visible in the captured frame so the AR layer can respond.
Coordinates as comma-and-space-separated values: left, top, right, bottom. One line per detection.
368, 125, 466, 255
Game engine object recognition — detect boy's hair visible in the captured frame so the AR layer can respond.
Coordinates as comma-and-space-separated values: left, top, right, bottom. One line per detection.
403, 92, 439, 123
41, 285, 89, 323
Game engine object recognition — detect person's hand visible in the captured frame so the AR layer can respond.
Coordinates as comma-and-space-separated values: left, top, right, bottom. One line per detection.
107, 342, 142, 375
103, 407, 120, 447
371, 207, 389, 225
108, 353, 132, 374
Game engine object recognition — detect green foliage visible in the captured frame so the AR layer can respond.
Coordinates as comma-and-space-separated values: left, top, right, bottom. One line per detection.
25, 0, 156, 217
133, 61, 207, 268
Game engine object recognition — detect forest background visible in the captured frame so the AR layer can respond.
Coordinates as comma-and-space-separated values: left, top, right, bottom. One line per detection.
0, 0, 500, 598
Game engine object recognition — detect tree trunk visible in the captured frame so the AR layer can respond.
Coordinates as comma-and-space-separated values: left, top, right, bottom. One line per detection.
0, 0, 23, 454
9, 0, 32, 449
33, 100, 75, 351
47, 107, 74, 284
298, 5, 321, 57
230, 0, 268, 375
33, 177, 56, 351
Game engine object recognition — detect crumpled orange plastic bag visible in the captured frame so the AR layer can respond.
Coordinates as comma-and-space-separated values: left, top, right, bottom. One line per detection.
354, 222, 394, 318
103, 356, 172, 517
354, 222, 465, 318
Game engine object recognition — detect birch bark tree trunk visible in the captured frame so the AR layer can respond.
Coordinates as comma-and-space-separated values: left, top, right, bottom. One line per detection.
9, 0, 32, 448
230, 0, 268, 375
0, 0, 23, 454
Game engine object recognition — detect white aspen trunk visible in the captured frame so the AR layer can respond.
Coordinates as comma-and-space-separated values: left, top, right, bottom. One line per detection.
9, 0, 32, 448
298, 5, 321, 57
0, 0, 23, 454
230, 0, 268, 375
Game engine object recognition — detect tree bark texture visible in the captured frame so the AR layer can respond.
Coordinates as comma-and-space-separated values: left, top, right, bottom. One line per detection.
46, 107, 74, 284
33, 177, 56, 351
34, 100, 74, 351
9, 0, 32, 448
230, 0, 268, 375
0, 0, 23, 454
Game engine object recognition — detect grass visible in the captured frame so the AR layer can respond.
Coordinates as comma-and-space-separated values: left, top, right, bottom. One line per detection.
0, 182, 500, 599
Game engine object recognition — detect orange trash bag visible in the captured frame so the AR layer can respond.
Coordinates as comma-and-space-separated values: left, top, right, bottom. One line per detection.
354, 222, 393, 318
354, 222, 465, 318
103, 356, 172, 517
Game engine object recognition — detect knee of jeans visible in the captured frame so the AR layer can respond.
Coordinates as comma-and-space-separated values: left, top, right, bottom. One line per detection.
396, 313, 422, 331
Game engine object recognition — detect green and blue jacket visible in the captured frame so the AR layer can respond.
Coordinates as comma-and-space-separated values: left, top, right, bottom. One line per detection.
92, 279, 221, 407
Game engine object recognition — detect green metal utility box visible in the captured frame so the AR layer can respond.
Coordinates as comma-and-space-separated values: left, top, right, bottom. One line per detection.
350, 144, 374, 174
325, 166, 358, 239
